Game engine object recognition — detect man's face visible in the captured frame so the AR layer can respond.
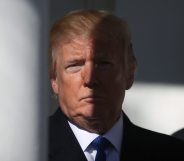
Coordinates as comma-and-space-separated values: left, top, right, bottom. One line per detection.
51, 37, 133, 133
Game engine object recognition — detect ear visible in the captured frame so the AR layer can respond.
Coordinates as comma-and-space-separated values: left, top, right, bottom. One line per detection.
125, 63, 136, 90
51, 78, 59, 94
125, 43, 137, 90
125, 73, 134, 90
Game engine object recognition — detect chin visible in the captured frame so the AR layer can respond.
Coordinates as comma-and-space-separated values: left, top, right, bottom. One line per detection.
82, 115, 111, 134
83, 110, 105, 121
85, 122, 109, 134
77, 120, 107, 134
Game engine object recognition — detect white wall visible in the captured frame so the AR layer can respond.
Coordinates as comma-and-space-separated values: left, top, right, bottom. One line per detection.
124, 83, 184, 135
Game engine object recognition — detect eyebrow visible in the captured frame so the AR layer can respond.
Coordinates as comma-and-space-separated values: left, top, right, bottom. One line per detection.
64, 57, 84, 64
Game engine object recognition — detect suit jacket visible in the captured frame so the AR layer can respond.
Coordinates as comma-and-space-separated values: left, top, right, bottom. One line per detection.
49, 108, 184, 161
172, 128, 184, 141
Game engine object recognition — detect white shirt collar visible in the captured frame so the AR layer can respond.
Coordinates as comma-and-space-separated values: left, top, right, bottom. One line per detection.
68, 114, 123, 153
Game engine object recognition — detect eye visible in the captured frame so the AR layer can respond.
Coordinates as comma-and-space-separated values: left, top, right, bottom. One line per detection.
97, 61, 113, 68
65, 63, 83, 73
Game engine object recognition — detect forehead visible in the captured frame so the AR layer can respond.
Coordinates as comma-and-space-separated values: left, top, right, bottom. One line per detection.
63, 38, 93, 52
57, 37, 123, 60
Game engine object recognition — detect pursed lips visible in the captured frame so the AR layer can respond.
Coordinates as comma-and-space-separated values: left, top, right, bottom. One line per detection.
80, 95, 105, 102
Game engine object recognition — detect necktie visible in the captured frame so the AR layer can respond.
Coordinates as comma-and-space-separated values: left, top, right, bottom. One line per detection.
91, 136, 111, 161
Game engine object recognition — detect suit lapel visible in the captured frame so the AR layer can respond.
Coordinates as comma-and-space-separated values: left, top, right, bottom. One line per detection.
49, 108, 87, 161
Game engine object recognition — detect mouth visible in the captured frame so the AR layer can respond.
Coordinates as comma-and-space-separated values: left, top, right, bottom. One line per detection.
80, 95, 105, 103
84, 115, 100, 120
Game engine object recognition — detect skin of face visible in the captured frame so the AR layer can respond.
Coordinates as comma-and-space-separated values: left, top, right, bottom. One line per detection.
51, 37, 133, 134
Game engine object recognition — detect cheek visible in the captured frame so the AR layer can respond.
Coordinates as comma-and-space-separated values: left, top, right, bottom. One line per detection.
58, 74, 80, 98
57, 83, 79, 118
57, 73, 82, 109
101, 68, 125, 86
99, 68, 126, 105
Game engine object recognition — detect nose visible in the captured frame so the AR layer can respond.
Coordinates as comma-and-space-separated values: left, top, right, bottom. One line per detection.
81, 62, 98, 88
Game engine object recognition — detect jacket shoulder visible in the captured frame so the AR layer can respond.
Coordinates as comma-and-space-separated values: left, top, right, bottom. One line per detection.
122, 113, 184, 160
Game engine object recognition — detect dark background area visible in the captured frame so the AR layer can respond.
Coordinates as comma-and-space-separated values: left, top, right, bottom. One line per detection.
116, 0, 184, 84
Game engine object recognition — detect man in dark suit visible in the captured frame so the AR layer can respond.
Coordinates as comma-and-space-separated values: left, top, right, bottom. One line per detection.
49, 9, 184, 161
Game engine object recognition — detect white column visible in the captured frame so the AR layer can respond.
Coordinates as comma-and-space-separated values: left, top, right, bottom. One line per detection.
0, 0, 48, 161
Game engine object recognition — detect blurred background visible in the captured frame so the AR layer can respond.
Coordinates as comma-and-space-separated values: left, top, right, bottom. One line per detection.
0, 0, 184, 160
